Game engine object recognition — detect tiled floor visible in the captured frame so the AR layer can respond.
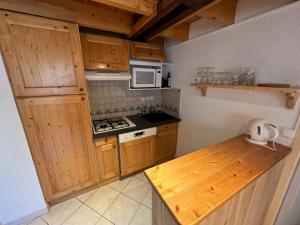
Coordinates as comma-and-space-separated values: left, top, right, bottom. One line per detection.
22, 173, 152, 225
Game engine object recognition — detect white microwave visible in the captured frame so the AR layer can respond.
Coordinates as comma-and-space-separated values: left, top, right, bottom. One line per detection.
131, 67, 162, 88
130, 60, 162, 89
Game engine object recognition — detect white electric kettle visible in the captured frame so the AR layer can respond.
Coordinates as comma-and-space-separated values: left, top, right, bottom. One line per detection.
245, 119, 279, 147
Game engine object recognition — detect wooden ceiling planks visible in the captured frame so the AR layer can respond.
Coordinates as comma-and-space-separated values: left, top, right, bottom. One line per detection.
90, 0, 157, 16
0, 0, 133, 34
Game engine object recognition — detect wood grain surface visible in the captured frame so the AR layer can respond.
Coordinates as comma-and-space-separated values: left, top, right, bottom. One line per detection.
145, 135, 290, 225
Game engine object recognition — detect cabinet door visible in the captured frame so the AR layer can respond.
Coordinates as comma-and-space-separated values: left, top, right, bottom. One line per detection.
155, 123, 178, 162
95, 136, 119, 181
17, 95, 98, 202
120, 136, 155, 176
129, 41, 166, 61
80, 33, 129, 71
0, 11, 86, 97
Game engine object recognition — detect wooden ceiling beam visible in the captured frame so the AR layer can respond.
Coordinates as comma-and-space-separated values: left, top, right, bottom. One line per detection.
158, 23, 190, 41
145, 0, 221, 41
0, 0, 133, 34
91, 0, 156, 16
192, 0, 238, 26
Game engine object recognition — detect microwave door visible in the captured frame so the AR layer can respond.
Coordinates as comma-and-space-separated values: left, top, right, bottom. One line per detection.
132, 68, 156, 88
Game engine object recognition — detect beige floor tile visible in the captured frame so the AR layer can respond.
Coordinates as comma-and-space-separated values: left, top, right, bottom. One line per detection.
134, 172, 148, 182
85, 186, 119, 215
122, 178, 150, 203
76, 189, 97, 202
27, 217, 47, 225
42, 198, 82, 225
142, 190, 152, 208
95, 217, 114, 225
104, 194, 139, 225
129, 205, 152, 225
63, 204, 100, 225
108, 177, 132, 192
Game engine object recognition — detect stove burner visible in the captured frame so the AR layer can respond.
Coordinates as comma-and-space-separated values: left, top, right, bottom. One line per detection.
92, 117, 135, 134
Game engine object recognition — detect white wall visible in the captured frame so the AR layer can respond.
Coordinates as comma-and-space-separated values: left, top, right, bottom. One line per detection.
166, 1, 300, 156
0, 54, 47, 224
275, 160, 300, 225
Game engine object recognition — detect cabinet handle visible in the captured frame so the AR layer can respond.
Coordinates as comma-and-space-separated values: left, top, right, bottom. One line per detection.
81, 97, 85, 101
80, 88, 84, 92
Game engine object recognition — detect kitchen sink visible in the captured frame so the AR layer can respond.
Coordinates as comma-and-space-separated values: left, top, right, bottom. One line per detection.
141, 111, 176, 123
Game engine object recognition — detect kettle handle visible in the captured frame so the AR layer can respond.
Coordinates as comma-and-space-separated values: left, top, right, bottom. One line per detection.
265, 123, 279, 142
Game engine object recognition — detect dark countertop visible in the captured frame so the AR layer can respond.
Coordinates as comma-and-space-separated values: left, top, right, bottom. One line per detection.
93, 114, 181, 140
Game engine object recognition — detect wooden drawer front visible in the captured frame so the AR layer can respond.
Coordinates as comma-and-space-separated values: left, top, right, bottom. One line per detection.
120, 136, 155, 176
16, 95, 98, 202
157, 123, 178, 132
80, 33, 129, 71
129, 41, 166, 61
0, 11, 86, 97
95, 141, 119, 181
95, 136, 117, 147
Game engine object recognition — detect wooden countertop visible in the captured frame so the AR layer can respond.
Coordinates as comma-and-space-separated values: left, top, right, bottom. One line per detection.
144, 136, 291, 225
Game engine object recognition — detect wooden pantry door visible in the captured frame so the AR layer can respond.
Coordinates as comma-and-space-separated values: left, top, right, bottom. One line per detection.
17, 95, 98, 202
0, 10, 86, 97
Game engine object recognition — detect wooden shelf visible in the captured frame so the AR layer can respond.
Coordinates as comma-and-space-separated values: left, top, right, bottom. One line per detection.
191, 83, 300, 109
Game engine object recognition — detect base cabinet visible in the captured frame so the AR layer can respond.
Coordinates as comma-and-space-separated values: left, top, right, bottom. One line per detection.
155, 123, 178, 162
95, 136, 120, 181
120, 136, 155, 176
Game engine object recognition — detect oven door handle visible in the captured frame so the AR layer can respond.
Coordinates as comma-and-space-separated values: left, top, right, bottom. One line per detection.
134, 131, 145, 138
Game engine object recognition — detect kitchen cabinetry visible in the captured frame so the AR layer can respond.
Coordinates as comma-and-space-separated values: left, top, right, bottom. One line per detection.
95, 136, 119, 181
80, 33, 129, 71
129, 41, 166, 61
155, 123, 178, 162
120, 136, 155, 176
17, 95, 98, 202
0, 11, 97, 203
0, 11, 86, 97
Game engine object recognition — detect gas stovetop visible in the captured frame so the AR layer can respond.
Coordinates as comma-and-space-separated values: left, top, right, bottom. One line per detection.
92, 117, 136, 134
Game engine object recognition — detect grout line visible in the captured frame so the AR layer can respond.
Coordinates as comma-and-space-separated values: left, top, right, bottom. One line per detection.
40, 217, 49, 225
58, 200, 84, 225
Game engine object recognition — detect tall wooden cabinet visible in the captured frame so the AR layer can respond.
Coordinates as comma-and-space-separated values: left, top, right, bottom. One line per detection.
0, 11, 97, 202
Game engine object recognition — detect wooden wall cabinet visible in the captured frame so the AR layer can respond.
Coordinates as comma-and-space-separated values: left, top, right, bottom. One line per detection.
80, 33, 129, 71
0, 11, 86, 97
95, 136, 120, 181
155, 123, 178, 162
17, 96, 98, 202
120, 136, 155, 176
129, 41, 166, 61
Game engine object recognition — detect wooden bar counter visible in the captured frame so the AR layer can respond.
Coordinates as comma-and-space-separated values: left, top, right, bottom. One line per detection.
144, 136, 291, 225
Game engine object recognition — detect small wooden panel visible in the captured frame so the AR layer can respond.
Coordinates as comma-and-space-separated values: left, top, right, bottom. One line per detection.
0, 10, 86, 97
0, 0, 132, 34
145, 136, 290, 225
80, 33, 129, 71
129, 41, 166, 61
91, 0, 156, 16
158, 23, 190, 41
95, 136, 117, 147
120, 136, 155, 176
95, 136, 119, 181
155, 123, 178, 162
17, 95, 98, 202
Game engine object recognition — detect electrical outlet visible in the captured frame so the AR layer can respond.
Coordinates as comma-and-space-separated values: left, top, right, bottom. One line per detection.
150, 96, 154, 101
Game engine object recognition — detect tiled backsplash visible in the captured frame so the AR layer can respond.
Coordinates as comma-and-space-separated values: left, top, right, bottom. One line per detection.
87, 80, 181, 119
